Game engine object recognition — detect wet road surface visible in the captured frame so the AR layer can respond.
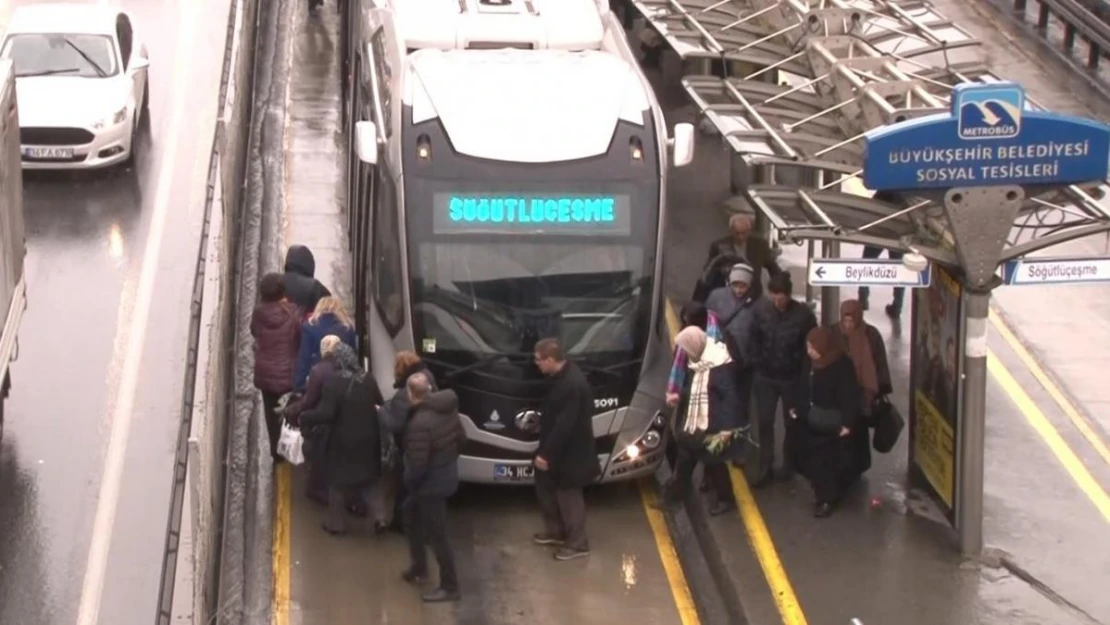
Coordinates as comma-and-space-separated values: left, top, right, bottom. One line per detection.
272, 6, 694, 625
0, 0, 228, 622
635, 0, 1110, 622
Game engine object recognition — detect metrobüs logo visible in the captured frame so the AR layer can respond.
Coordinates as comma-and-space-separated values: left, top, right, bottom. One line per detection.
956, 84, 1024, 140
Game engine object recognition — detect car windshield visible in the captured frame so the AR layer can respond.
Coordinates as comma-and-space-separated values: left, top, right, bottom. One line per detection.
411, 240, 649, 361
2, 33, 118, 78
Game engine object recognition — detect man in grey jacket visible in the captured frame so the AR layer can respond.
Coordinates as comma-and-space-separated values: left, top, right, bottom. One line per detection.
705, 263, 761, 464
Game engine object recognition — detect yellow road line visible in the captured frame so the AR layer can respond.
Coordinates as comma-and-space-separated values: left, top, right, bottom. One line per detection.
987, 349, 1110, 523
638, 481, 702, 625
272, 462, 292, 625
989, 310, 1110, 470
664, 298, 807, 625
728, 466, 808, 625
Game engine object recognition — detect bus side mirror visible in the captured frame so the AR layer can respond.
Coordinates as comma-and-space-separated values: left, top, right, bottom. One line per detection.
671, 122, 694, 168
355, 120, 379, 165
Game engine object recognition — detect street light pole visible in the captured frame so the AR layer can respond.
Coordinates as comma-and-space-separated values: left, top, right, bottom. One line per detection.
957, 288, 991, 556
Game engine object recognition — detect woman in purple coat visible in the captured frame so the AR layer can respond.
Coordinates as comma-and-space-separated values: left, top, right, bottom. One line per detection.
250, 273, 303, 461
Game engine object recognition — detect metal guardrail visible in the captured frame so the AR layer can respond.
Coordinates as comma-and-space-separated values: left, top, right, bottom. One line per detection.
981, 0, 1110, 99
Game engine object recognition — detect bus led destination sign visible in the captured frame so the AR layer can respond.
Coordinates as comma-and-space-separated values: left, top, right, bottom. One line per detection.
862, 82, 1110, 191
433, 193, 632, 235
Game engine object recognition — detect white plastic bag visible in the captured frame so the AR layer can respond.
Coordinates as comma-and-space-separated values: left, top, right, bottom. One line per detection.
277, 420, 305, 465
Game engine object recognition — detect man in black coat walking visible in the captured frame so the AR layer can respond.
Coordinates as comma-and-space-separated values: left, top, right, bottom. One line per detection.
532, 338, 600, 561
401, 372, 464, 603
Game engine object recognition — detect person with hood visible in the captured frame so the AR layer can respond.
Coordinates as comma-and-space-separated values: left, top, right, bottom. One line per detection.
793, 326, 864, 518
294, 296, 357, 393
282, 245, 331, 316
532, 338, 601, 561
704, 262, 762, 465
748, 272, 817, 487
662, 326, 737, 516
400, 372, 464, 603
250, 273, 303, 461
378, 350, 437, 534
833, 300, 893, 424
300, 342, 385, 534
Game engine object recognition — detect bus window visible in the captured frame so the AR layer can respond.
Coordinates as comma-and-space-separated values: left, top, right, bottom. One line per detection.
370, 28, 392, 137
373, 173, 404, 334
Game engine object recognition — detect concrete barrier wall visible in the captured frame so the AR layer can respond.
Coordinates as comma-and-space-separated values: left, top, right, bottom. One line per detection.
160, 0, 262, 621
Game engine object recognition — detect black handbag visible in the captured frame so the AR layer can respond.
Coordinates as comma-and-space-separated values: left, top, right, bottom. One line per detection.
302, 378, 355, 458
871, 397, 904, 453
806, 404, 842, 435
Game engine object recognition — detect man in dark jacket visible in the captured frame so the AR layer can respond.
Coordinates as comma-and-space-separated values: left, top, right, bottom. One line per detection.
250, 273, 303, 461
532, 338, 600, 561
694, 214, 782, 302
748, 273, 816, 487
401, 373, 464, 603
283, 245, 331, 315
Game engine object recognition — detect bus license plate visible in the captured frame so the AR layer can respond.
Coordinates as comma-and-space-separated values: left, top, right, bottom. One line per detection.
494, 464, 534, 481
23, 146, 74, 159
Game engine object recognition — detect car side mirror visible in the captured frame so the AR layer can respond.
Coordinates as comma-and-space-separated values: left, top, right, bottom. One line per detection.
670, 122, 695, 168
355, 120, 379, 165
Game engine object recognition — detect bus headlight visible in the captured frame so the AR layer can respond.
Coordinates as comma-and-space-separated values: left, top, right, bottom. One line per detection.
624, 444, 641, 460
641, 430, 662, 450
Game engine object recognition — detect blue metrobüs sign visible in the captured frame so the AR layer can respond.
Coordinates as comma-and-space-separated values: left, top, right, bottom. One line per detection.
862, 82, 1110, 191
432, 193, 633, 236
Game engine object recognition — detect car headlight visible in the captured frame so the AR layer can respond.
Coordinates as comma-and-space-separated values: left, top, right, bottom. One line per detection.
93, 107, 127, 129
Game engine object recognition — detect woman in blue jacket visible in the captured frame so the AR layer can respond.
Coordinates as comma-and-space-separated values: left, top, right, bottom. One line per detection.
295, 296, 357, 392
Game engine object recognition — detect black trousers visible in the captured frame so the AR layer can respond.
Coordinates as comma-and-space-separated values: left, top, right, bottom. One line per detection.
672, 447, 733, 503
260, 390, 284, 460
859, 246, 906, 309
535, 475, 589, 551
403, 494, 458, 592
752, 375, 804, 480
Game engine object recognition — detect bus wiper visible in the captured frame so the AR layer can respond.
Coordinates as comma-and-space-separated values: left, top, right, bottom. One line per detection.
424, 352, 534, 382
575, 357, 643, 379
64, 39, 108, 77
16, 68, 79, 77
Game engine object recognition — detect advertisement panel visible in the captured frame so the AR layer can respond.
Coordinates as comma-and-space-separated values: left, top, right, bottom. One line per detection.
909, 265, 963, 523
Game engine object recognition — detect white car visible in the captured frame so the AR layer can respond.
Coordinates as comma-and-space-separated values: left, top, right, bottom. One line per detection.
1, 4, 149, 170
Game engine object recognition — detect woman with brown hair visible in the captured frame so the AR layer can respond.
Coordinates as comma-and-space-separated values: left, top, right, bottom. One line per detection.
792, 326, 865, 518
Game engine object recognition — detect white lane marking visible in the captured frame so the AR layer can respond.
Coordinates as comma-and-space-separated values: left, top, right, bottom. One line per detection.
74, 0, 203, 622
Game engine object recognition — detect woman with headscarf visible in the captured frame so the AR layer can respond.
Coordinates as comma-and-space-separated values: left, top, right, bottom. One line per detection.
794, 326, 864, 518
833, 300, 893, 421
300, 341, 385, 534
662, 326, 737, 516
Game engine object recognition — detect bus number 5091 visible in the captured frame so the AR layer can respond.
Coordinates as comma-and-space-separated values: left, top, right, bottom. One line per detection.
594, 397, 618, 409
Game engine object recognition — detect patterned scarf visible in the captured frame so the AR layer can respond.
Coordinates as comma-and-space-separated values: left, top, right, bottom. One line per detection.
683, 338, 732, 434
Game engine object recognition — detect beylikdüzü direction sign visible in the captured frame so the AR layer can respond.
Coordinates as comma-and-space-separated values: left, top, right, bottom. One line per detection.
807, 258, 931, 287
862, 83, 1110, 190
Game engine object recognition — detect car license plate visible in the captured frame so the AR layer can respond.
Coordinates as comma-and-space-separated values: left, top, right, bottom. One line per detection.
493, 463, 534, 481
22, 146, 75, 159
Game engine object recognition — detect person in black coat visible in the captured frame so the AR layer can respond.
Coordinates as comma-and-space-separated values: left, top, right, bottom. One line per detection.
400, 373, 464, 603
282, 245, 331, 315
379, 351, 437, 534
300, 342, 384, 534
532, 338, 601, 561
792, 326, 866, 518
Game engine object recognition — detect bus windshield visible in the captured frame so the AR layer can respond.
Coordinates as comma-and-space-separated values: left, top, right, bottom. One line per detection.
404, 178, 660, 382
411, 240, 647, 359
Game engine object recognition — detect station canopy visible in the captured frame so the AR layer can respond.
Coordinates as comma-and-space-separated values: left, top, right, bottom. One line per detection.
629, 0, 1110, 267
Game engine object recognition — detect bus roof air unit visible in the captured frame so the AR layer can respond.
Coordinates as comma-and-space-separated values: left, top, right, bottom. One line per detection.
391, 0, 607, 51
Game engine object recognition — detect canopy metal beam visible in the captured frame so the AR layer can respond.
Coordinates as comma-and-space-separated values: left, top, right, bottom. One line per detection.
631, 0, 1110, 258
